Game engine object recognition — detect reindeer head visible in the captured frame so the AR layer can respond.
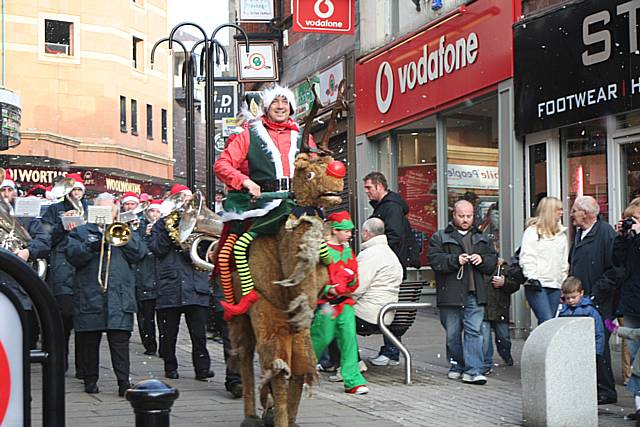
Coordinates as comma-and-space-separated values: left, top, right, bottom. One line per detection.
292, 154, 345, 208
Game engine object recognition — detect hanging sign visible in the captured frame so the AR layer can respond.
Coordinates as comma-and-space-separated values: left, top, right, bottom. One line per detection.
293, 0, 355, 35
239, 0, 274, 21
236, 42, 279, 82
292, 60, 345, 120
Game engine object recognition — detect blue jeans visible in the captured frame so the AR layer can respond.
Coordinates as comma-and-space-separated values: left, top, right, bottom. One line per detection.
379, 335, 400, 361
482, 320, 512, 370
625, 315, 640, 368
525, 286, 561, 324
439, 294, 485, 376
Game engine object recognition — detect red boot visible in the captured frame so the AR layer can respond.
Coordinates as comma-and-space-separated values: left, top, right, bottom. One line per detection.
221, 290, 261, 321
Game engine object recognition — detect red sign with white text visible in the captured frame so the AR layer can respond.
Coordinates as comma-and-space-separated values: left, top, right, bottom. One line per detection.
355, 0, 516, 135
293, 0, 354, 34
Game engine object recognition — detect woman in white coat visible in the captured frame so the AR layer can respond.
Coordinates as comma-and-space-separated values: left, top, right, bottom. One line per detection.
519, 196, 569, 323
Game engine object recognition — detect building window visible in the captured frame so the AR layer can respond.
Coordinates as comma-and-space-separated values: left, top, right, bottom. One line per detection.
161, 109, 168, 144
120, 96, 127, 133
131, 99, 138, 136
132, 36, 144, 70
44, 19, 73, 55
146, 104, 153, 140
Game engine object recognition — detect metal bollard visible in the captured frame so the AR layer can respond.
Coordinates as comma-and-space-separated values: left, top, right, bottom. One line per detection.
125, 379, 180, 427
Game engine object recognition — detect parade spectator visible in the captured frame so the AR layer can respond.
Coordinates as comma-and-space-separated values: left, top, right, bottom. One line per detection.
558, 276, 604, 356
481, 258, 518, 373
363, 171, 420, 366
148, 184, 214, 381
65, 193, 146, 396
352, 217, 403, 338
213, 189, 225, 214
613, 199, 640, 390
605, 318, 640, 420
429, 200, 497, 384
570, 195, 620, 405
519, 196, 569, 324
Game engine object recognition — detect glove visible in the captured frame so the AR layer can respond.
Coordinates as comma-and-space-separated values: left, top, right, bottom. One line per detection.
604, 319, 619, 334
524, 278, 543, 292
87, 234, 102, 252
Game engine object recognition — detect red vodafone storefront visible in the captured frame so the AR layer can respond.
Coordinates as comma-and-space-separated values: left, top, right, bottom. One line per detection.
354, 0, 521, 291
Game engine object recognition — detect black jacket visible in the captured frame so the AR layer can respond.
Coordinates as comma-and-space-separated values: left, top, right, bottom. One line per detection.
41, 197, 88, 296
428, 224, 498, 307
485, 265, 521, 322
135, 218, 157, 302
569, 219, 622, 318
65, 223, 146, 331
612, 231, 640, 317
148, 217, 211, 309
369, 191, 420, 271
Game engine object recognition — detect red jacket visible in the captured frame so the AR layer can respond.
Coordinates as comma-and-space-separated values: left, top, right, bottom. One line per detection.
318, 242, 359, 317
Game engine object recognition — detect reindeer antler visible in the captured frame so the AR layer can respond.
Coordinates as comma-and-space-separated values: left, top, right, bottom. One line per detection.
318, 80, 349, 155
300, 82, 324, 153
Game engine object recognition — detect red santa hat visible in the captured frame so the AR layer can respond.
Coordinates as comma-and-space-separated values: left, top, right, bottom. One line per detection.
0, 169, 16, 190
170, 184, 192, 197
327, 211, 354, 230
65, 173, 85, 191
121, 191, 140, 205
147, 199, 162, 211
139, 193, 151, 202
27, 184, 47, 197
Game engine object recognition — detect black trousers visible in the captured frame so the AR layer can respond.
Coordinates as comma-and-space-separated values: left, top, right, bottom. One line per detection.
55, 295, 80, 374
597, 329, 618, 401
157, 305, 211, 374
76, 330, 131, 385
215, 309, 241, 387
136, 299, 158, 353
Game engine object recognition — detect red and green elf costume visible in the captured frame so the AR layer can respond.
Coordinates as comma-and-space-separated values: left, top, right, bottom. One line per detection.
310, 211, 367, 391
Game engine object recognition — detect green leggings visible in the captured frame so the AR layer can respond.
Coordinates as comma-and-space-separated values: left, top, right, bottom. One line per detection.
310, 304, 366, 389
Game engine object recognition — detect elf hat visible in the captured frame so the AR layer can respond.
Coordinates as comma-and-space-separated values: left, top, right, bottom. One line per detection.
262, 85, 297, 116
0, 169, 16, 190
327, 211, 354, 230
170, 184, 192, 197
65, 173, 85, 192
121, 191, 140, 205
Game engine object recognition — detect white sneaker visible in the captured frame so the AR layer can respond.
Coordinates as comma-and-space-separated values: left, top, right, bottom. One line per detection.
369, 354, 400, 366
462, 373, 487, 385
328, 368, 343, 382
345, 385, 369, 395
358, 360, 368, 372
447, 371, 462, 380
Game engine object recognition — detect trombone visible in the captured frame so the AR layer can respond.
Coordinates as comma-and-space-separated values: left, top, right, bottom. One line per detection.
97, 221, 132, 293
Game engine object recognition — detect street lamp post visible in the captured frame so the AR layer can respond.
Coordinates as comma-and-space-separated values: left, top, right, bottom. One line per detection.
152, 22, 249, 204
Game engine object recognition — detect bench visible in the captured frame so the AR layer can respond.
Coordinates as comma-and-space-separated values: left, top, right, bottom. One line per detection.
358, 280, 431, 385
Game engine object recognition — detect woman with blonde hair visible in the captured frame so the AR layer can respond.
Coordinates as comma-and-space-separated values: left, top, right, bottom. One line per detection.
519, 196, 569, 323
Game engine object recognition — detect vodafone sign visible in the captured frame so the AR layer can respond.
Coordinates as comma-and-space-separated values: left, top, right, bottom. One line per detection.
356, 0, 516, 135
293, 0, 354, 35
0, 291, 24, 426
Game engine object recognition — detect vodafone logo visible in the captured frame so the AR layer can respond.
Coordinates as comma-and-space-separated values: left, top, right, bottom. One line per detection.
0, 341, 11, 425
314, 0, 334, 19
376, 62, 394, 114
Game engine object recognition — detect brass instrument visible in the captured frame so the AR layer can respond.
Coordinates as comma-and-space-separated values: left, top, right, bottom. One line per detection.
97, 222, 132, 293
52, 175, 84, 218
0, 203, 47, 278
178, 191, 223, 271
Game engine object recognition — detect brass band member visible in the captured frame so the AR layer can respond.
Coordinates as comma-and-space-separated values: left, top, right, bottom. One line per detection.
65, 192, 146, 396
41, 172, 88, 374
148, 184, 213, 381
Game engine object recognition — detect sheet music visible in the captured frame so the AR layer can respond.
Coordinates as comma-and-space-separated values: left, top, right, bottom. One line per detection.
14, 197, 42, 218
87, 206, 113, 225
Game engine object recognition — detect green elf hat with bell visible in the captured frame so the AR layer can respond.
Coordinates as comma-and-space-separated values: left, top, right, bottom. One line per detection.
328, 211, 354, 230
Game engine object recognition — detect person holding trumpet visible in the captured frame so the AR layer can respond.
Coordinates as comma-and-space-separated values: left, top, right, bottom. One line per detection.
65, 192, 147, 396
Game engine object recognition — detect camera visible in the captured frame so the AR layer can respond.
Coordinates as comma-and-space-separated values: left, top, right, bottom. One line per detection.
622, 217, 636, 233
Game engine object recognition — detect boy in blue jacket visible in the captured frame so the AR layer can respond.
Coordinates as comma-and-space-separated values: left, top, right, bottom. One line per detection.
558, 276, 604, 356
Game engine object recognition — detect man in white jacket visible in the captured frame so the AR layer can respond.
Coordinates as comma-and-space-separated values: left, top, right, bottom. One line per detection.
353, 218, 404, 363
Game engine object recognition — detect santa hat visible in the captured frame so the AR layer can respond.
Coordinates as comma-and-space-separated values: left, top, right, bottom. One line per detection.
139, 193, 151, 202
170, 184, 192, 197
65, 173, 85, 192
27, 184, 47, 198
0, 169, 16, 190
121, 191, 140, 205
262, 85, 297, 116
327, 211, 354, 230
147, 199, 162, 211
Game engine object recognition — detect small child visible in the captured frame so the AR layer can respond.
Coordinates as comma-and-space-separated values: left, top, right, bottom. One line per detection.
558, 276, 604, 357
605, 319, 640, 420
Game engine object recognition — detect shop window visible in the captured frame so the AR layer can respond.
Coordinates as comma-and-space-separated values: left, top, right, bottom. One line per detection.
622, 142, 640, 205
44, 19, 73, 56
132, 36, 144, 70
120, 96, 127, 133
161, 109, 167, 143
146, 104, 153, 140
395, 116, 437, 267
562, 119, 608, 222
131, 99, 138, 136
528, 144, 548, 217
444, 95, 500, 253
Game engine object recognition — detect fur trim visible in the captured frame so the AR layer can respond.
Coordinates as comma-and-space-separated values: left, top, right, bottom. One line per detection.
262, 85, 297, 115
259, 358, 291, 388
219, 199, 282, 222
250, 120, 298, 180
274, 215, 323, 288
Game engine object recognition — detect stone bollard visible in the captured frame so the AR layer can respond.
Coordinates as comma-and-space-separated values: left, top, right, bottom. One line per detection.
125, 379, 180, 427
521, 317, 597, 427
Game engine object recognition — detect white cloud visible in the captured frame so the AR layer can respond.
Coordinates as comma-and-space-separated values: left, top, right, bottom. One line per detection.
167, 0, 231, 45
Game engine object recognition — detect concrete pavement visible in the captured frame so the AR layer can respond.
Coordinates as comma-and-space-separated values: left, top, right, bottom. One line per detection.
29, 308, 636, 426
